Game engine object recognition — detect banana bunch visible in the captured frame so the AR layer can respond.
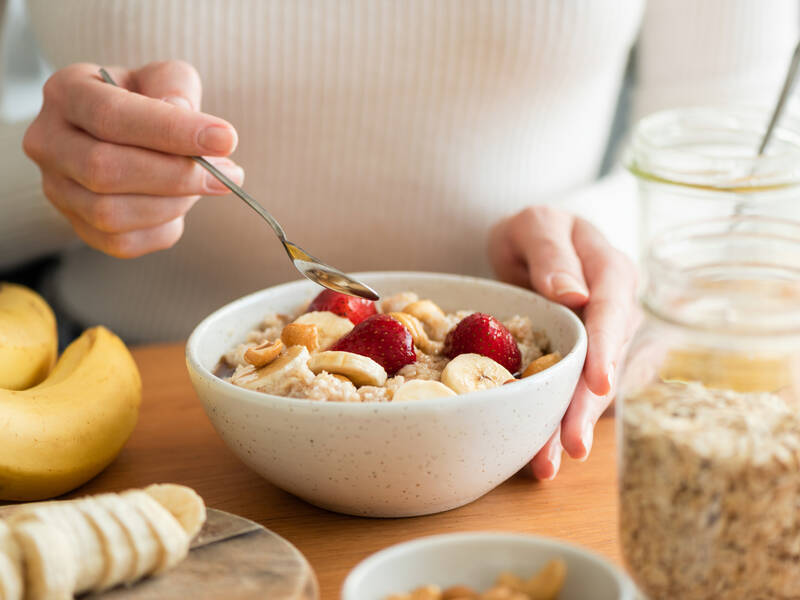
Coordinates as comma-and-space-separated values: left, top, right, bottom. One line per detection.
0, 284, 141, 501
0, 284, 57, 390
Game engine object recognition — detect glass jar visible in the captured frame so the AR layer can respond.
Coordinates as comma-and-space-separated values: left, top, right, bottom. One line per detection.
626, 106, 800, 252
617, 217, 800, 600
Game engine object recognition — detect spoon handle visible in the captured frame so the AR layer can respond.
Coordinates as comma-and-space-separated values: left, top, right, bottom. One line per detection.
190, 156, 286, 240
97, 68, 287, 242
757, 39, 800, 156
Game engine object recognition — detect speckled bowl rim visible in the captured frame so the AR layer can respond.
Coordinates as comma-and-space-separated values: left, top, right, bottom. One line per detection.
186, 271, 587, 412
342, 531, 637, 600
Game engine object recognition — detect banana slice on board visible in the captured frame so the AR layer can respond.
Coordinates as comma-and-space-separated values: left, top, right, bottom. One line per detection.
292, 311, 354, 350
96, 494, 160, 582
0, 520, 22, 600
76, 497, 135, 591
53, 503, 105, 594
392, 380, 456, 402
8, 502, 99, 595
144, 484, 206, 539
10, 519, 77, 600
440, 353, 513, 394
121, 491, 189, 574
308, 351, 387, 387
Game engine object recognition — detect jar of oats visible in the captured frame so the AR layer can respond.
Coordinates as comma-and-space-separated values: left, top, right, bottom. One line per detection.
617, 217, 800, 600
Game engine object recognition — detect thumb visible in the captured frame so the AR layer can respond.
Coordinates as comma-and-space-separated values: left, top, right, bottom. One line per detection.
133, 60, 203, 112
510, 207, 590, 309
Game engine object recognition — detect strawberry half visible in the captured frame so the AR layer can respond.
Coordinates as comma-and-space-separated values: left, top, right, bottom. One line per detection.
306, 289, 377, 325
331, 314, 416, 375
443, 312, 522, 374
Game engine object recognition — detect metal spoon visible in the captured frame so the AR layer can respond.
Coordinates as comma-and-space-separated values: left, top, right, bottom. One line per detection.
757, 40, 800, 156
732, 40, 800, 220
98, 68, 379, 301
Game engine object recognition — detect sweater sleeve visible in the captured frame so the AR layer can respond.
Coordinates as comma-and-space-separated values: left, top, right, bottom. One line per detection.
0, 0, 76, 271
558, 0, 799, 262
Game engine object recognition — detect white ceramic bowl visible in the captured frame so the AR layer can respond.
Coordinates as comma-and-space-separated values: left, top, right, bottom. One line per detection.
186, 272, 586, 517
342, 532, 637, 600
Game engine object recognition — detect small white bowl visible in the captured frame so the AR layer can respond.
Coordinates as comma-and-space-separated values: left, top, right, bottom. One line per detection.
186, 272, 586, 517
342, 532, 637, 600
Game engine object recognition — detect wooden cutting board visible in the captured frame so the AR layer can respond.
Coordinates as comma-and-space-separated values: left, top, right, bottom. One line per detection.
0, 506, 318, 600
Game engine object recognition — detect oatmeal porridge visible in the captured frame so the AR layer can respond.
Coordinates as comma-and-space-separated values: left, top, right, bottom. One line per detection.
621, 381, 800, 599
219, 289, 556, 402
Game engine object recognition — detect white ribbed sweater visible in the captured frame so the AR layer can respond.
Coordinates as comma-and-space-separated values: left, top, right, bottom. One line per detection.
1, 0, 797, 342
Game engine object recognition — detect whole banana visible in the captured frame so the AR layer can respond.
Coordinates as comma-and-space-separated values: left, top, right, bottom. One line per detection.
0, 283, 57, 390
0, 326, 141, 501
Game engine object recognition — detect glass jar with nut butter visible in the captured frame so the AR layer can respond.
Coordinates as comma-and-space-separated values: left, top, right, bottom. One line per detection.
626, 106, 800, 252
616, 217, 800, 600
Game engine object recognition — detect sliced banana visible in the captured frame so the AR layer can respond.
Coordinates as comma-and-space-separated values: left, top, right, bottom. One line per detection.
96, 494, 160, 582
0, 520, 22, 600
388, 313, 443, 355
308, 351, 387, 387
144, 484, 207, 539
402, 300, 450, 341
234, 345, 311, 391
121, 491, 189, 574
440, 353, 513, 394
380, 291, 419, 314
392, 380, 456, 402
76, 497, 135, 591
11, 519, 76, 600
48, 503, 104, 594
8, 502, 96, 594
292, 311, 354, 350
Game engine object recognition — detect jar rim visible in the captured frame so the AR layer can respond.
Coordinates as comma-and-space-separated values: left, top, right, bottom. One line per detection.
644, 216, 800, 337
626, 105, 800, 191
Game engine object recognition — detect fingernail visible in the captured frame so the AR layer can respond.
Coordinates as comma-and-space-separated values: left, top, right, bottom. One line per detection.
578, 421, 594, 462
542, 441, 562, 480
550, 272, 589, 298
198, 125, 237, 154
606, 363, 616, 393
162, 96, 193, 110
205, 163, 244, 192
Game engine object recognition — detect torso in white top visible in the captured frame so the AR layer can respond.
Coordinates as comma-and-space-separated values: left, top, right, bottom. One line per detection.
13, 0, 796, 341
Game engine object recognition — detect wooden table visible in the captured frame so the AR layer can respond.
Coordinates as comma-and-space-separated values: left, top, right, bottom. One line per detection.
74, 344, 621, 599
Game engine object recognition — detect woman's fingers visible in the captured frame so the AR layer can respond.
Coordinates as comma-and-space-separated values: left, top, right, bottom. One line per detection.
530, 425, 563, 480
487, 217, 531, 288
52, 63, 236, 156
133, 60, 203, 111
504, 207, 590, 308
43, 173, 200, 234
560, 377, 610, 460
573, 219, 638, 397
62, 212, 186, 259
36, 121, 243, 196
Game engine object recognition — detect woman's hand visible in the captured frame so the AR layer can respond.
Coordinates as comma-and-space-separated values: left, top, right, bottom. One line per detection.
488, 206, 638, 479
23, 61, 243, 258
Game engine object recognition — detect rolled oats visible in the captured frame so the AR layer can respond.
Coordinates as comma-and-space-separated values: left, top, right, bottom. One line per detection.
621, 381, 800, 599
223, 292, 550, 403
